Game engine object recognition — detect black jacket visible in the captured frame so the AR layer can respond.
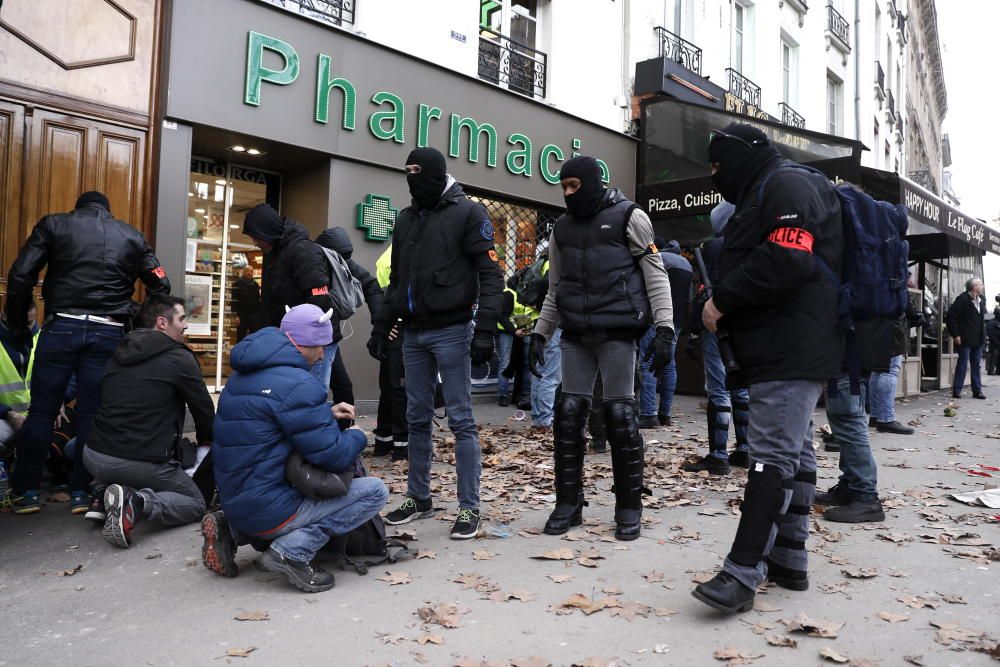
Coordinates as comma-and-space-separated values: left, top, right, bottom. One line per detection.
713, 159, 844, 387
661, 248, 692, 333
315, 228, 385, 343
946, 291, 985, 348
231, 277, 260, 320
258, 219, 332, 328
6, 203, 170, 327
375, 182, 502, 333
987, 318, 1000, 346
88, 329, 215, 463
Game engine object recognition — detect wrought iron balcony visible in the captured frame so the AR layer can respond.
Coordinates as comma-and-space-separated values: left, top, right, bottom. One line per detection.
654, 26, 703, 75
875, 61, 885, 99
886, 89, 896, 124
478, 28, 548, 99
726, 68, 761, 109
262, 0, 355, 26
826, 4, 850, 49
779, 102, 806, 129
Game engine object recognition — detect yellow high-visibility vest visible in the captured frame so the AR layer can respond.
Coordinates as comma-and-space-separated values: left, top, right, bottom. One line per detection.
0, 332, 37, 413
376, 245, 392, 289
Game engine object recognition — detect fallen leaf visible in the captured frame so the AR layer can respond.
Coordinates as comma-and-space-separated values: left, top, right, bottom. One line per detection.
938, 592, 966, 605
602, 585, 622, 595
642, 570, 665, 582
841, 567, 878, 579
877, 611, 909, 624
764, 634, 797, 648
819, 647, 849, 663
390, 529, 418, 541
609, 601, 650, 621
509, 590, 537, 602
929, 619, 987, 645
234, 610, 269, 621
416, 633, 444, 645
375, 570, 412, 586
375, 632, 407, 645
577, 557, 600, 568
453, 573, 485, 589
552, 593, 607, 615
226, 647, 257, 658
902, 656, 924, 666
547, 574, 574, 584
897, 595, 939, 609
691, 571, 714, 584
472, 549, 494, 561
713, 646, 764, 664
532, 548, 575, 561
57, 565, 82, 577
877, 531, 913, 544
416, 602, 465, 629
509, 658, 551, 667
145, 553, 163, 560
653, 607, 677, 617
416, 550, 437, 560
784, 612, 844, 638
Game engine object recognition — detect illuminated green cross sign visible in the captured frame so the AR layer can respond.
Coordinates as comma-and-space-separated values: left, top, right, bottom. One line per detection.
243, 31, 612, 187
356, 194, 398, 242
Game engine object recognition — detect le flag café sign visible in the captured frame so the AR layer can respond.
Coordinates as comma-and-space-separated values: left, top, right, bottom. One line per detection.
901, 179, 1000, 254
243, 31, 612, 186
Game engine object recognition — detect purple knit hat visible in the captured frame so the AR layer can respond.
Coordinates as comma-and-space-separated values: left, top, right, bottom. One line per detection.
280, 304, 333, 346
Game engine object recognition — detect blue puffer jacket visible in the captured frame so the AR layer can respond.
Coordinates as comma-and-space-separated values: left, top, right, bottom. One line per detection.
213, 327, 367, 536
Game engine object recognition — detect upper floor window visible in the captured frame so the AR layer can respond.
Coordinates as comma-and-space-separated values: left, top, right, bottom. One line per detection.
827, 74, 843, 135
734, 3, 746, 72
479, 0, 547, 99
781, 39, 798, 105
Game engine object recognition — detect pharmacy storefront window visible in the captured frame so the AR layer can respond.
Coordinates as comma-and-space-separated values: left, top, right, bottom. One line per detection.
186, 158, 280, 390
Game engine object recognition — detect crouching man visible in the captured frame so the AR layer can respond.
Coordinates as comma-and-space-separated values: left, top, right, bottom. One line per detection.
84, 294, 215, 548
202, 304, 387, 593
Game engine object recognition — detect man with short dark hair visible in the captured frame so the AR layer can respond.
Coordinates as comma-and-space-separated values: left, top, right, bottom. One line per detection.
83, 294, 215, 549
5, 191, 171, 515
947, 277, 986, 399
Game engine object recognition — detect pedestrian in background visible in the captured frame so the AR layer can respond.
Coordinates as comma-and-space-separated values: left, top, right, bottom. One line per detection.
986, 306, 1000, 375
946, 277, 986, 399
231, 267, 260, 342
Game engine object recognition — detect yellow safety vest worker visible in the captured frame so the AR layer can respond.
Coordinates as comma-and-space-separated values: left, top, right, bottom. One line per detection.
0, 332, 37, 413
376, 245, 392, 290
502, 287, 537, 330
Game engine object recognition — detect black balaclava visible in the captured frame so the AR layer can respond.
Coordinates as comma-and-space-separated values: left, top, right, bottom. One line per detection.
560, 156, 606, 219
76, 191, 110, 212
243, 203, 284, 243
406, 147, 448, 210
707, 122, 780, 204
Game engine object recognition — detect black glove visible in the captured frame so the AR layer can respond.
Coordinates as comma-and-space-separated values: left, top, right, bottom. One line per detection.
470, 330, 496, 366
528, 333, 546, 378
643, 326, 675, 375
366, 332, 388, 361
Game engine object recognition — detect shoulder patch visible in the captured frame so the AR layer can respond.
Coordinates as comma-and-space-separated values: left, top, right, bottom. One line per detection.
480, 220, 495, 241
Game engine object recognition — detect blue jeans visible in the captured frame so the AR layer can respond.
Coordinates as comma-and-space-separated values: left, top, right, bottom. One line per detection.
869, 354, 902, 423
404, 323, 481, 509
637, 326, 677, 417
530, 329, 562, 426
497, 332, 514, 398
309, 343, 339, 390
954, 345, 983, 395
703, 331, 749, 458
269, 477, 388, 562
825, 376, 878, 502
11, 317, 122, 494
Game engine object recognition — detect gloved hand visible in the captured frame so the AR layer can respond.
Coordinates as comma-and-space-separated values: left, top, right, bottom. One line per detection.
643, 326, 675, 375
528, 333, 546, 378
366, 332, 388, 361
470, 330, 496, 365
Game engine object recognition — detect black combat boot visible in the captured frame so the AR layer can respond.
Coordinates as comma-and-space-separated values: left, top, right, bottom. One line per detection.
544, 394, 590, 535
606, 399, 647, 541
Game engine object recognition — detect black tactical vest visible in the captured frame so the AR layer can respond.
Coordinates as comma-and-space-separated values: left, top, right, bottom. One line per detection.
553, 191, 651, 334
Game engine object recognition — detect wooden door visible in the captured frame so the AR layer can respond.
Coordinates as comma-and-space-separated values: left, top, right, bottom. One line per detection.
0, 101, 25, 284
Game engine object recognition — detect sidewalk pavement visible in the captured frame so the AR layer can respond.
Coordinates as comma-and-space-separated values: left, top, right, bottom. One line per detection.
1, 385, 998, 666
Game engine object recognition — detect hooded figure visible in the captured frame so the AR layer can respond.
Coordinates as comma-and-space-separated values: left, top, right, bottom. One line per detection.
559, 156, 606, 219
243, 203, 285, 245
406, 147, 449, 210
707, 123, 781, 205
314, 227, 385, 335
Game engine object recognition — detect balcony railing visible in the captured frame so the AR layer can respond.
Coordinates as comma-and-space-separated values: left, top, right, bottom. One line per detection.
826, 4, 850, 48
478, 28, 548, 99
262, 0, 355, 26
886, 89, 896, 124
875, 61, 885, 98
726, 68, 762, 109
779, 102, 806, 129
654, 26, 703, 75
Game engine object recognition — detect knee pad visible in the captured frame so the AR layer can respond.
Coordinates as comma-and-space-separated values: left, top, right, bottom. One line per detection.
603, 398, 637, 433
729, 463, 793, 566
555, 393, 591, 442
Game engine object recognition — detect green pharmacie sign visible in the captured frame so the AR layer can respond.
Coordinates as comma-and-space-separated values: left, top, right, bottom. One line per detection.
243, 31, 611, 185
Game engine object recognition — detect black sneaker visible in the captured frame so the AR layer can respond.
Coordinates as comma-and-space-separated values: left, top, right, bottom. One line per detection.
103, 484, 142, 549
450, 507, 481, 540
973, 392, 987, 400
875, 420, 915, 435
391, 443, 409, 462
383, 496, 434, 525
683, 454, 731, 476
372, 436, 393, 457
814, 483, 850, 506
824, 438, 841, 452
638, 415, 659, 430
823, 499, 885, 523
952, 392, 962, 399
201, 510, 239, 577
657, 414, 671, 426
727, 449, 751, 468
517, 400, 532, 411
84, 487, 106, 524
692, 571, 756, 614
257, 547, 334, 593
868, 416, 877, 427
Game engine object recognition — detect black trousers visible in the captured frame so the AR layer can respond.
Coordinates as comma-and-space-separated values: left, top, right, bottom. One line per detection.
375, 332, 408, 441
330, 351, 355, 405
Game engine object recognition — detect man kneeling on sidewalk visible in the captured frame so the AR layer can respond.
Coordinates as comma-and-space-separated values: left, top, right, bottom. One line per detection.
203, 304, 387, 593
84, 294, 215, 548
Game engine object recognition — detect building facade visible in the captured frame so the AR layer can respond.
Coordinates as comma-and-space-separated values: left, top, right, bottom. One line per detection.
903, 0, 947, 195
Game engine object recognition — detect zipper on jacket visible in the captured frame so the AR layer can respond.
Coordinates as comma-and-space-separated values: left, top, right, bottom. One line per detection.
407, 211, 423, 315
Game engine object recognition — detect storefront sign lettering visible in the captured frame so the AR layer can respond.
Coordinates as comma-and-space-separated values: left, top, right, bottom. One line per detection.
244, 31, 611, 186
724, 93, 769, 121
902, 180, 999, 254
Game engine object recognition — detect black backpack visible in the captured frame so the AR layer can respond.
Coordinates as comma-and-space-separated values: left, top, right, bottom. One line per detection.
511, 254, 549, 310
